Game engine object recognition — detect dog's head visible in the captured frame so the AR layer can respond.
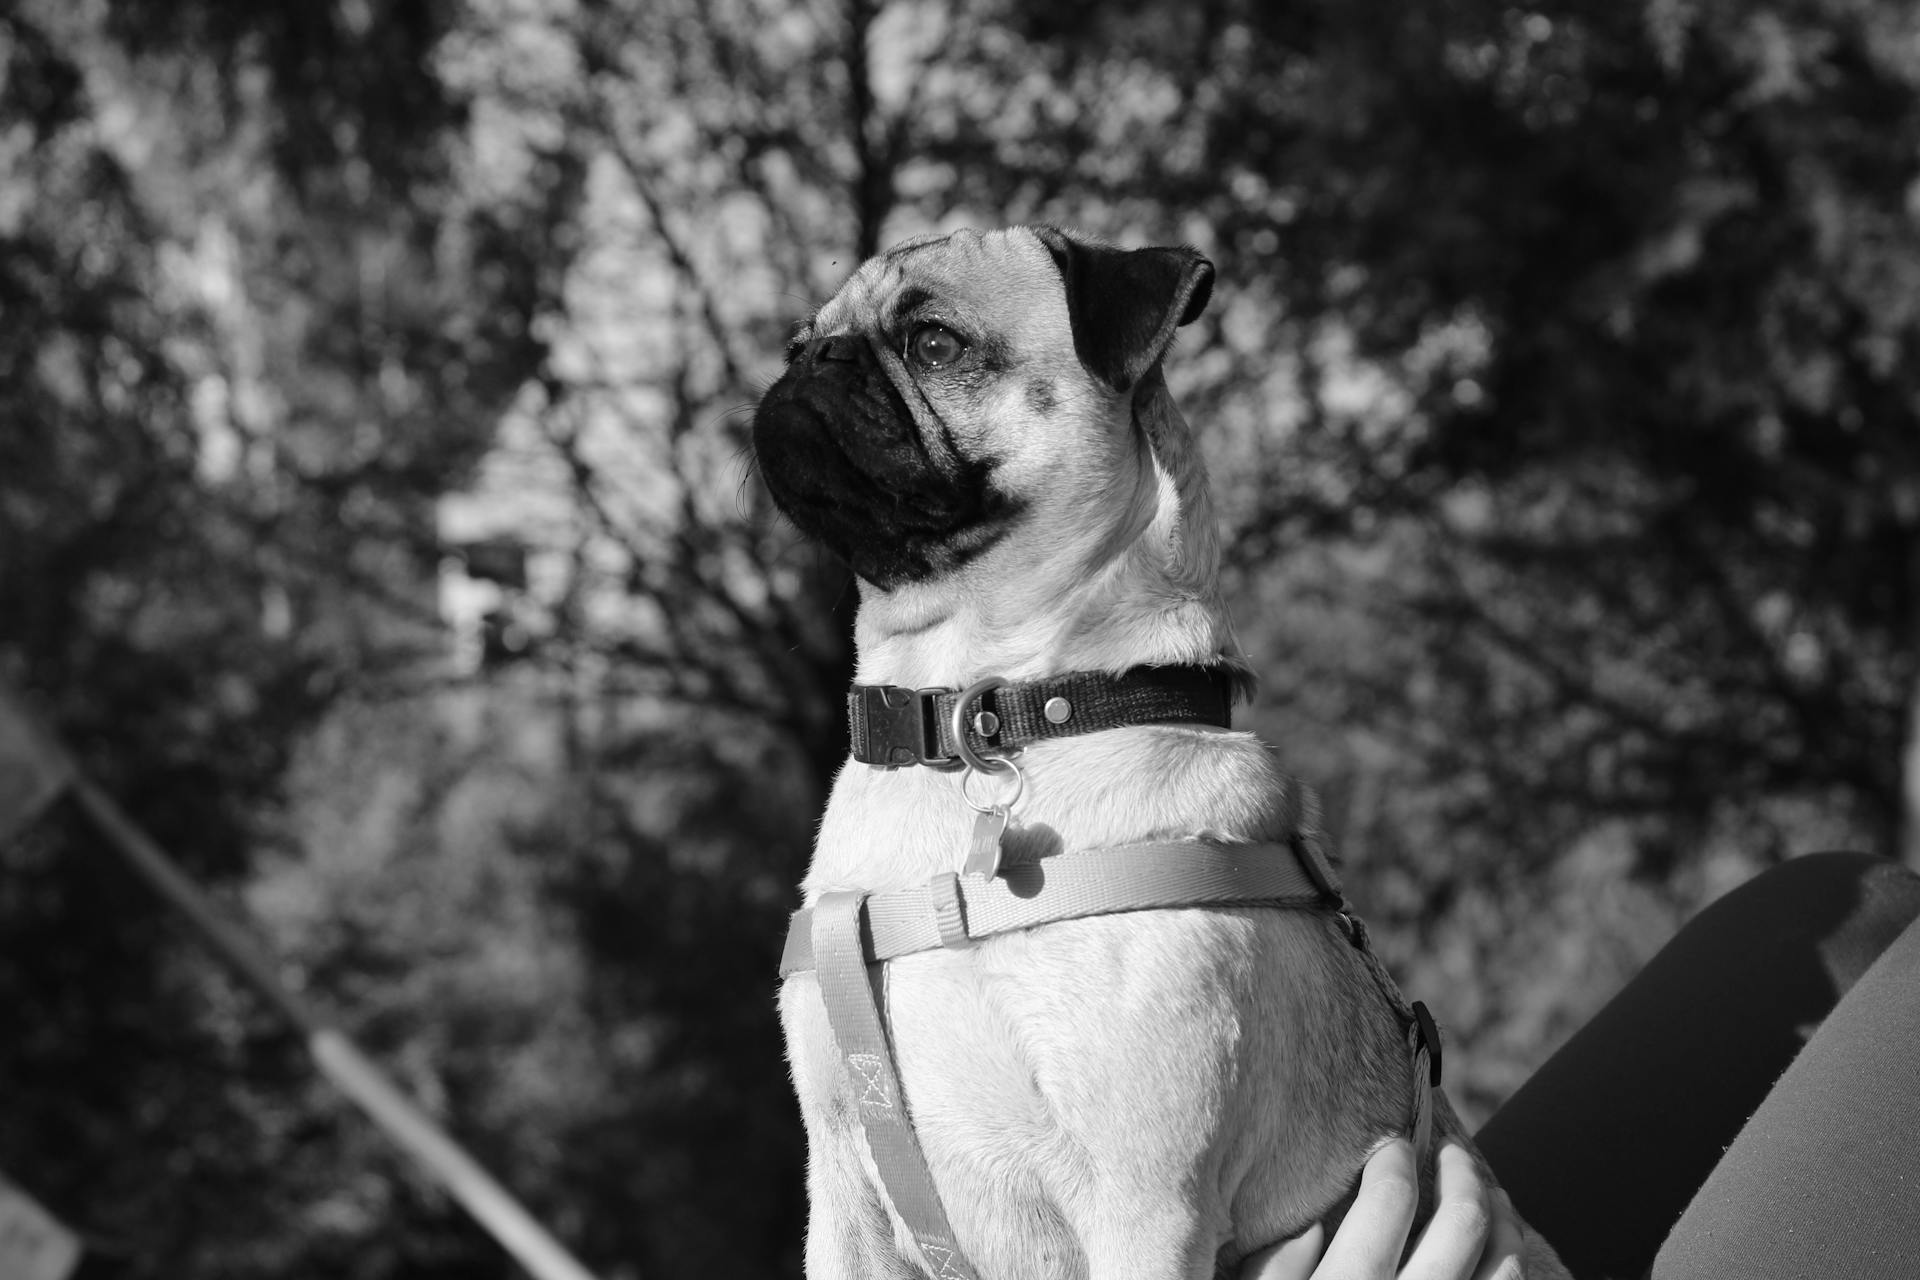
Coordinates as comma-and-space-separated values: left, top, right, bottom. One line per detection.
752, 225, 1238, 679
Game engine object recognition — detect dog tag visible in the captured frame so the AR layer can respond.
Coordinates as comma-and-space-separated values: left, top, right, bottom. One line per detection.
963, 806, 1008, 878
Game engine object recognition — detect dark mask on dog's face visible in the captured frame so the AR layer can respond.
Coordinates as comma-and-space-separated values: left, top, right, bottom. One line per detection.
751, 226, 1212, 591
752, 323, 1017, 588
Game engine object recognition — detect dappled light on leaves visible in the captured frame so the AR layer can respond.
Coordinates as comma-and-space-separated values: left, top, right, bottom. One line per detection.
4, 0, 1919, 1274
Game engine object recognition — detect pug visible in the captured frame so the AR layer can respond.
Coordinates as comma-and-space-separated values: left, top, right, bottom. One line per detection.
753, 226, 1565, 1280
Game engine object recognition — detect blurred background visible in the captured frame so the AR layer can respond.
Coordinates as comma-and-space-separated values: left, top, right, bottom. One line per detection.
3, 0, 1918, 1275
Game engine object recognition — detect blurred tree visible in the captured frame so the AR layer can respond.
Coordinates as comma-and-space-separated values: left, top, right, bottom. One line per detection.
4, 0, 910, 1273
863, 0, 1920, 1108
1, 0, 560, 1272
972, 0, 1920, 867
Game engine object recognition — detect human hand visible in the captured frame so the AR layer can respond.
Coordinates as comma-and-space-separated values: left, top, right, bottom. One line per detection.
1241, 1139, 1525, 1280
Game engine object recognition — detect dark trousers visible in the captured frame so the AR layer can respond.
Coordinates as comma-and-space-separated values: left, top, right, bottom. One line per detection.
1476, 852, 1920, 1280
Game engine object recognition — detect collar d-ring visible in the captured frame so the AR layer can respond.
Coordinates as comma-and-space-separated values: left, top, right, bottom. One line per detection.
949, 675, 1012, 775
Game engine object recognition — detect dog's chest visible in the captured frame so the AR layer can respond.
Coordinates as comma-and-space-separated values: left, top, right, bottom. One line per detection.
802, 730, 1295, 899
784, 735, 1418, 1273
780, 900, 1410, 1277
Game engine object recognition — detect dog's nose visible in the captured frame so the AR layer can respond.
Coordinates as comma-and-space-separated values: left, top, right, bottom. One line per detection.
809, 334, 862, 364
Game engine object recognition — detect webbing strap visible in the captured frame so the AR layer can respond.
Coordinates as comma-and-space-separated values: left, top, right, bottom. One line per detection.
798, 840, 1444, 1273
1409, 1041, 1436, 1160
1344, 918, 1445, 1169
812, 893, 977, 1280
782, 840, 1330, 976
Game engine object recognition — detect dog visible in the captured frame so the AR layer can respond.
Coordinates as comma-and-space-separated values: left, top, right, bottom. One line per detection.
753, 226, 1566, 1280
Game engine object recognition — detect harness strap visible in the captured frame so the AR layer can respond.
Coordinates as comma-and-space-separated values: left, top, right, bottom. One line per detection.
1408, 1002, 1442, 1159
797, 837, 1445, 1279
782, 839, 1328, 976
812, 893, 977, 1280
1298, 811, 1446, 1169
1326, 906, 1445, 1167
1286, 791, 1446, 1161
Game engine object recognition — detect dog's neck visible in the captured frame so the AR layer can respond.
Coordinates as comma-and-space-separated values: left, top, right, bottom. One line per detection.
853, 371, 1246, 691
806, 371, 1280, 898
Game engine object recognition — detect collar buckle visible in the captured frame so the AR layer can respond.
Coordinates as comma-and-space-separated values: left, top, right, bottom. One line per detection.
850, 685, 960, 770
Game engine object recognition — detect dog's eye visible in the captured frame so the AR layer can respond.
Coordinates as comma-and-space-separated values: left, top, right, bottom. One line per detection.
907, 324, 966, 368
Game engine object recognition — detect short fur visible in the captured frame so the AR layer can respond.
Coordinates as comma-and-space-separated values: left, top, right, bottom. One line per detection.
754, 227, 1567, 1279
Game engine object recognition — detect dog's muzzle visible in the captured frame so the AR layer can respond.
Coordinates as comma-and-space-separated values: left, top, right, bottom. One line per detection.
752, 337, 1012, 589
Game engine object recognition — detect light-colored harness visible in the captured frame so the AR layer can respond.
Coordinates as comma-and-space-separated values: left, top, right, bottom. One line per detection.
779, 830, 1443, 1280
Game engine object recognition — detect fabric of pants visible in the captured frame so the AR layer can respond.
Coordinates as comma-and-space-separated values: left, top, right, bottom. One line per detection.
1474, 851, 1920, 1280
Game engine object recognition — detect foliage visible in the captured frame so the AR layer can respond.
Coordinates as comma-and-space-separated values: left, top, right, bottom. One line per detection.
2, 0, 557, 1272
3, 0, 1918, 1275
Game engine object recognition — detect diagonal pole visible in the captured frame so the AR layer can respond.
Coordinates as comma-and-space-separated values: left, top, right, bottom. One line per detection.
0, 680, 75, 849
0, 679, 600, 1280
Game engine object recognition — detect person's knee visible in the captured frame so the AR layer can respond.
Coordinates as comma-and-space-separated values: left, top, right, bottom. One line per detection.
1707, 851, 1920, 992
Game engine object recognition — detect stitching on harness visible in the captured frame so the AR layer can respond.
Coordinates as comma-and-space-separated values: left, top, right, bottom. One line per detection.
847, 1053, 892, 1109
921, 1241, 968, 1279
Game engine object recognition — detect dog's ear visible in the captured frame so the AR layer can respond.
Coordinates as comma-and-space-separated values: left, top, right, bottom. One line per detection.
1032, 225, 1214, 394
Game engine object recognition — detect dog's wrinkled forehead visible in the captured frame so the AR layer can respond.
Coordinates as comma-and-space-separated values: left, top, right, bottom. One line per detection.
812, 227, 1070, 350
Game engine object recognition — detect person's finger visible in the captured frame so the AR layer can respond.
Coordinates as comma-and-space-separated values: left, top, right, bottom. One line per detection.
1313, 1138, 1420, 1278
1401, 1141, 1492, 1279
1241, 1223, 1326, 1280
1469, 1189, 1527, 1280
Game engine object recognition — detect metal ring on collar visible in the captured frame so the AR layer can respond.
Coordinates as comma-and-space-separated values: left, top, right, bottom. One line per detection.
960, 757, 1024, 814
948, 676, 1013, 775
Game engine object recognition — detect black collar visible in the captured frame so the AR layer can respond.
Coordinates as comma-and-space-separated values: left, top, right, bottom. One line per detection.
848, 665, 1234, 769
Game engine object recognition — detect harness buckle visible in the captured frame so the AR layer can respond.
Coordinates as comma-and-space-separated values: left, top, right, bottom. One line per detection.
851, 685, 959, 769
1410, 1000, 1444, 1087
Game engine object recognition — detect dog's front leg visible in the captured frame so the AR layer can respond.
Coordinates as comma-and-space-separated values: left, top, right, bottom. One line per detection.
800, 1114, 920, 1280
1075, 1200, 1221, 1280
784, 975, 924, 1280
